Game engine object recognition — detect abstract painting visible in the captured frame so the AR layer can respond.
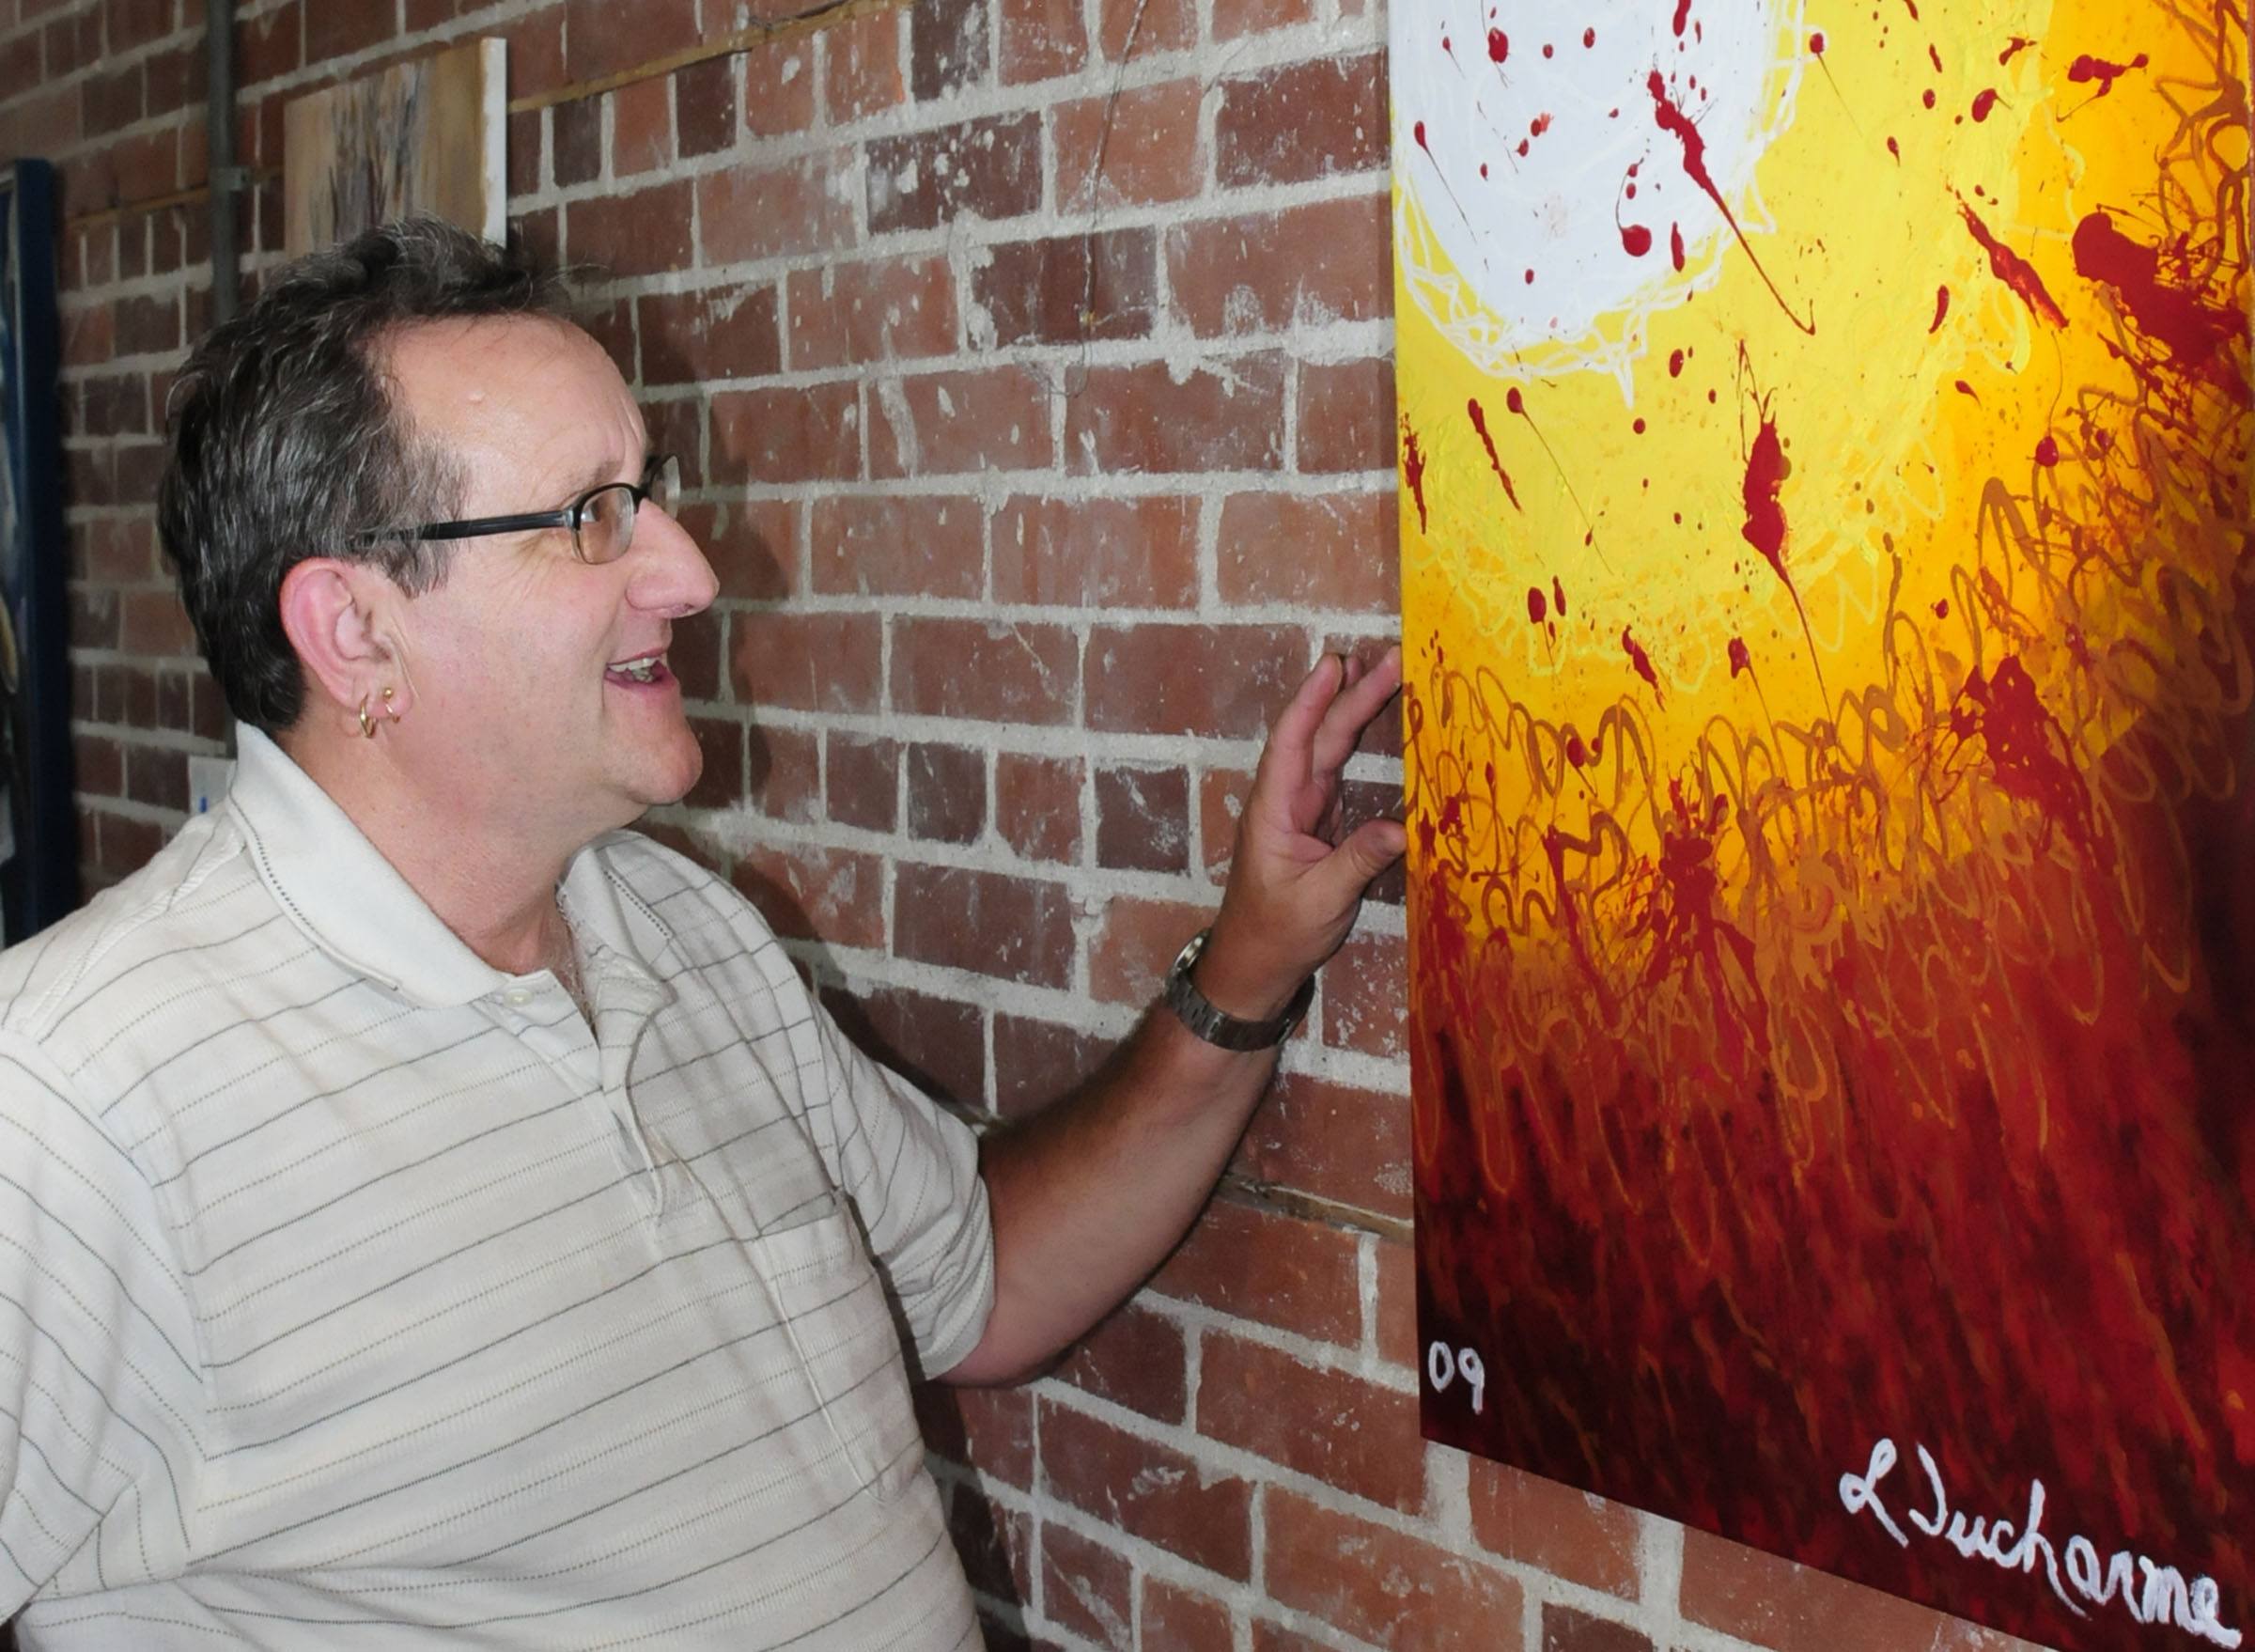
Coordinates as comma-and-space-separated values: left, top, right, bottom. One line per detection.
283, 38, 506, 259
1392, 4, 2250, 1647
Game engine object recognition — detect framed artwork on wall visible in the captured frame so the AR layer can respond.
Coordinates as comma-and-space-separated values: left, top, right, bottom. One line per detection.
1392, 6, 2251, 1648
0, 159, 78, 941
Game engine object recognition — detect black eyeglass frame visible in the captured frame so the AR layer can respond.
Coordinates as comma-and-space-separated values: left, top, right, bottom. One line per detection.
352, 453, 680, 565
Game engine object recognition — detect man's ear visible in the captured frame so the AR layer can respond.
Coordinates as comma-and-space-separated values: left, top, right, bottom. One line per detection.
277, 557, 406, 732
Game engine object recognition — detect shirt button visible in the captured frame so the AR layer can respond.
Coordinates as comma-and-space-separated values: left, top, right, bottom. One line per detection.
505, 989, 533, 1006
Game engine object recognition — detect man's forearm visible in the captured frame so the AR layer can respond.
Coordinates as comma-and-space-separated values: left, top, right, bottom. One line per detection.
943, 987, 1284, 1385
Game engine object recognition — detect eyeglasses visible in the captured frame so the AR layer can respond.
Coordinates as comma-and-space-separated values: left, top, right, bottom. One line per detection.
356, 454, 681, 566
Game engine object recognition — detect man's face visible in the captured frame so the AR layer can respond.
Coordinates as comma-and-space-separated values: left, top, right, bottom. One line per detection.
379, 316, 719, 849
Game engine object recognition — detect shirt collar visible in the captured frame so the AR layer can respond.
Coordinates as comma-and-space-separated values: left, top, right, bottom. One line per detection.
227, 725, 634, 1009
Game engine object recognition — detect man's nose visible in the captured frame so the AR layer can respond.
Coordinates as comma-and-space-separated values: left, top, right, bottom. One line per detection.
629, 501, 721, 617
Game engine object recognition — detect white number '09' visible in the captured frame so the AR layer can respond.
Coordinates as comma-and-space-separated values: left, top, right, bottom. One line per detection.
1425, 1340, 1486, 1415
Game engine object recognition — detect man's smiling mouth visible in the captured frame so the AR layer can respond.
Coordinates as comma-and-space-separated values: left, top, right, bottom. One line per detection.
606, 652, 670, 686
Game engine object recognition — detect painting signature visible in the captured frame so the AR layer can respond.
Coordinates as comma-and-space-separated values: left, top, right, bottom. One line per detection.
1838, 1437, 2242, 1648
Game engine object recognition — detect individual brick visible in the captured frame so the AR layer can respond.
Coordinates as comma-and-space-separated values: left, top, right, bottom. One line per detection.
1052, 1300, 1188, 1423
741, 37, 817, 138
1097, 0, 1192, 58
822, 6, 907, 122
1152, 1198, 1360, 1344
1374, 1236, 1416, 1369
123, 744, 188, 813
1038, 1402, 1253, 1581
1215, 53, 1387, 187
675, 55, 739, 157
1166, 195, 1391, 337
1543, 1605, 1655, 1652
610, 77, 672, 176
1085, 894, 1212, 1007
697, 148, 858, 265
972, 227, 1156, 348
999, 0, 1086, 83
567, 179, 693, 278
1083, 621, 1304, 739
1297, 355, 1397, 473
825, 733, 898, 832
892, 617, 1078, 725
1094, 764, 1189, 873
1217, 489, 1398, 614
810, 494, 983, 599
1266, 1489, 1524, 1651
993, 753, 1082, 865
303, 0, 394, 60
1142, 1578, 1235, 1652
1234, 1070, 1411, 1220
566, 0, 696, 82
1321, 929, 1407, 1060
113, 292, 178, 358
905, 741, 986, 844
787, 253, 957, 369
729, 610, 881, 712
730, 842, 886, 950
870, 366, 1050, 477
1679, 1527, 1986, 1652
710, 382, 861, 485
1041, 1523, 1132, 1648
1467, 1459, 1644, 1599
866, 114, 1041, 234
894, 863, 1074, 989
992, 494, 1195, 608
1065, 355, 1287, 475
1214, 0, 1314, 39
637, 284, 782, 385
910, 0, 988, 100
991, 1012, 1109, 1119
675, 498, 796, 601
1051, 78, 1203, 209
1197, 1333, 1425, 1512
745, 723, 820, 822
820, 980, 986, 1107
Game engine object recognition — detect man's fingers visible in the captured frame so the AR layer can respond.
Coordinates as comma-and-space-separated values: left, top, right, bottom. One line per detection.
1316, 816, 1407, 907
1258, 652, 1345, 788
1310, 645, 1404, 775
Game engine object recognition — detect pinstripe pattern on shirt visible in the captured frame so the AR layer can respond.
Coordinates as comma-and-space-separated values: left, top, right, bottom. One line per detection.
0, 729, 992, 1649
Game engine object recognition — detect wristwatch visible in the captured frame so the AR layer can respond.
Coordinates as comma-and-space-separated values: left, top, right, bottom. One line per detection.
1161, 928, 1314, 1051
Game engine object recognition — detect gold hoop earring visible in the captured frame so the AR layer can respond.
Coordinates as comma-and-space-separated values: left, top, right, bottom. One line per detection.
358, 697, 379, 739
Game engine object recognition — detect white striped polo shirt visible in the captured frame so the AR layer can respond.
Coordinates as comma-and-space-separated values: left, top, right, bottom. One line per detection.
0, 726, 994, 1648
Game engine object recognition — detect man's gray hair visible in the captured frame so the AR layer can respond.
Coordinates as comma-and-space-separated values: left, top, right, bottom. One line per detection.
158, 218, 574, 732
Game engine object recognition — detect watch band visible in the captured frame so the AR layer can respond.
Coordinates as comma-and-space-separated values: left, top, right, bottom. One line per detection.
1161, 928, 1314, 1052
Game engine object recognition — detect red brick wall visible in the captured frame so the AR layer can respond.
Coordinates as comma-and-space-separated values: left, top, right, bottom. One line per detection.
6, 1, 2043, 1648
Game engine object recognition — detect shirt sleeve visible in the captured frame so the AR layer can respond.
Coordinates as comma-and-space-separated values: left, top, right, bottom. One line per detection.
0, 1033, 201, 1613
811, 1008, 995, 1377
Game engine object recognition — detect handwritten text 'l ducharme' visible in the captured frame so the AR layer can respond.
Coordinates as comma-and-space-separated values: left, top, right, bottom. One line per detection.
1838, 1438, 2240, 1648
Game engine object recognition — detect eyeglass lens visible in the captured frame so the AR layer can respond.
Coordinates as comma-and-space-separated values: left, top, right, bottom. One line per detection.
573, 455, 680, 564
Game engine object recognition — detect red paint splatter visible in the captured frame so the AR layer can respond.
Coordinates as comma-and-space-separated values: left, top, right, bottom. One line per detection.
1649, 72, 1814, 334
1926, 43, 1943, 73
1669, 223, 1686, 272
1671, 0, 1691, 36
1399, 415, 1428, 531
1958, 200, 2067, 327
1466, 397, 1523, 511
1809, 30, 1825, 54
1669, 349, 1686, 377
1622, 627, 1665, 704
1486, 27, 1507, 62
1632, 417, 1647, 434
1922, 87, 1937, 108
1957, 656, 2104, 861
2066, 52, 2147, 97
1527, 586, 1547, 624
1564, 730, 1588, 767
2072, 210, 2247, 391
1506, 386, 1524, 415
1970, 87, 2000, 120
1728, 636, 1751, 677
1530, 112, 1552, 136
1933, 598, 1950, 617
1621, 224, 1654, 257
1542, 41, 1554, 58
1887, 135, 1901, 161
1742, 406, 1792, 591
1523, 268, 1534, 283
1998, 35, 2033, 65
1583, 26, 1595, 47
1929, 285, 1950, 333
1414, 120, 1430, 151
1901, 0, 1919, 19
1953, 378, 1979, 399
2034, 434, 2060, 465
1551, 576, 1566, 616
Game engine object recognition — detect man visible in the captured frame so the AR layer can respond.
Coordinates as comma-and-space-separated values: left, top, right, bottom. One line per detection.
0, 220, 1403, 1647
